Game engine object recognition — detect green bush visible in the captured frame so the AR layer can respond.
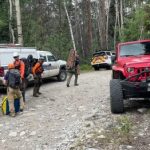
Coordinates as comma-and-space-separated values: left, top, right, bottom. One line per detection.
80, 64, 93, 71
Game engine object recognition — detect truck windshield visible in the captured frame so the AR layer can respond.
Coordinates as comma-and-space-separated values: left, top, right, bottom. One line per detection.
120, 42, 150, 57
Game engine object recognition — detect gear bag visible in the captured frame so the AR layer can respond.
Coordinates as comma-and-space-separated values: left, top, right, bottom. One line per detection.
1, 96, 20, 115
20, 58, 30, 78
8, 69, 21, 89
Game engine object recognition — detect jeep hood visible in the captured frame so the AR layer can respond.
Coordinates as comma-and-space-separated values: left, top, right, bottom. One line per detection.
118, 55, 150, 68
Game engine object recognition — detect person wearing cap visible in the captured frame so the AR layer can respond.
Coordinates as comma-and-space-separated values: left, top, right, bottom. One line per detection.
32, 57, 44, 97
4, 63, 24, 117
13, 52, 25, 79
13, 52, 26, 102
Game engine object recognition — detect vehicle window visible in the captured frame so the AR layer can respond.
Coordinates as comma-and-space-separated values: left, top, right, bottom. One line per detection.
106, 52, 111, 56
93, 51, 106, 57
47, 55, 56, 61
40, 54, 47, 62
120, 42, 150, 57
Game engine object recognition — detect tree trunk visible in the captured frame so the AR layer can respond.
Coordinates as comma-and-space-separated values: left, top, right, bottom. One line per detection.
15, 0, 23, 46
86, 0, 92, 52
98, 0, 107, 50
120, 0, 124, 38
9, 0, 15, 43
106, 0, 111, 50
64, 0, 76, 50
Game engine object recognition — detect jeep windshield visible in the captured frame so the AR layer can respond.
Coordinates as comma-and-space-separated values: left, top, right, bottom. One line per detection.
120, 42, 150, 57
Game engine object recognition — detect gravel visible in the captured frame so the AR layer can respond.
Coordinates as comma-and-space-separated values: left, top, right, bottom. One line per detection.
0, 70, 150, 150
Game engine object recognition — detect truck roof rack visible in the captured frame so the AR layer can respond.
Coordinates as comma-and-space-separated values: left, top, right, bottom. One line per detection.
0, 43, 22, 48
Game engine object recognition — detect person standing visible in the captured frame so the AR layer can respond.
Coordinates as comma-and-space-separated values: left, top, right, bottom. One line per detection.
32, 57, 44, 97
13, 52, 26, 102
4, 63, 24, 117
66, 49, 80, 87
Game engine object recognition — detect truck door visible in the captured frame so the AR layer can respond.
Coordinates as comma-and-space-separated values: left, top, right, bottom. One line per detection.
46, 55, 59, 77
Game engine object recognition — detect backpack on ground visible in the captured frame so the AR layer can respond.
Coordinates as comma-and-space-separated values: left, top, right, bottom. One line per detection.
1, 96, 20, 115
8, 69, 21, 89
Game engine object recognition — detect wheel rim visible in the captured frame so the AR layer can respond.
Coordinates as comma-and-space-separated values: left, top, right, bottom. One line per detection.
60, 72, 66, 80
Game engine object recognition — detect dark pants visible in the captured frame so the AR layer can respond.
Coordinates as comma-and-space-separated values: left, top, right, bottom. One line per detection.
33, 75, 42, 95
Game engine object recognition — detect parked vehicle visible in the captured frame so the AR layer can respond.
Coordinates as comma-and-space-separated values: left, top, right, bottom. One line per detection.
91, 51, 114, 70
110, 39, 150, 113
0, 45, 67, 88
37, 50, 67, 81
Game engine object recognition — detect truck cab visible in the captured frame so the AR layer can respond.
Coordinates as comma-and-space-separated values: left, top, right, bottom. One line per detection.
37, 51, 67, 81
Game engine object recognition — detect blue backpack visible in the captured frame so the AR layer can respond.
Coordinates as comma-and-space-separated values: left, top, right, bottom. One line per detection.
8, 69, 21, 89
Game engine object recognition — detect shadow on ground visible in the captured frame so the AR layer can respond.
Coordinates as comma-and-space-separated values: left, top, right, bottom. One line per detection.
125, 99, 150, 113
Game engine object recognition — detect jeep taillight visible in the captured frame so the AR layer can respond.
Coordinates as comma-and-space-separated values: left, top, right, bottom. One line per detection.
0, 67, 4, 77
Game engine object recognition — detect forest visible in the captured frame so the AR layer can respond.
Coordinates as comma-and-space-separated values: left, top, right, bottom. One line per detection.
0, 0, 150, 62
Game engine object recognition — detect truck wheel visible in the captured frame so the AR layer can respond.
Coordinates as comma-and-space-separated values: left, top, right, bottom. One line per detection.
94, 66, 99, 71
110, 79, 124, 113
57, 69, 67, 81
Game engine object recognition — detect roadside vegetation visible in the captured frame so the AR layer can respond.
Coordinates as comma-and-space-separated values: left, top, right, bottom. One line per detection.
70, 116, 134, 150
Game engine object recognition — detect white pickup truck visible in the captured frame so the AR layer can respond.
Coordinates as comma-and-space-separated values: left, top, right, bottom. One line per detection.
0, 46, 67, 88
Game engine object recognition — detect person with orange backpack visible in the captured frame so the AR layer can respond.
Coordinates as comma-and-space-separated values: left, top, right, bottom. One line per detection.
32, 57, 44, 97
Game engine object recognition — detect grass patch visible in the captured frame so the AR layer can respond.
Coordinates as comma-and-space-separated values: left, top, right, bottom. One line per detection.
110, 116, 133, 145
69, 116, 134, 149
80, 64, 93, 72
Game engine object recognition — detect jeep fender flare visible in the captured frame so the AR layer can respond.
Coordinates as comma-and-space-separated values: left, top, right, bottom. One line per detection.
112, 66, 125, 79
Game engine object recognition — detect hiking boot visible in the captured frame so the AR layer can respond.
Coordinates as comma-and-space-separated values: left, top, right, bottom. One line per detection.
37, 92, 42, 95
67, 84, 70, 87
74, 84, 79, 86
9, 112, 16, 117
33, 94, 39, 97
20, 108, 24, 112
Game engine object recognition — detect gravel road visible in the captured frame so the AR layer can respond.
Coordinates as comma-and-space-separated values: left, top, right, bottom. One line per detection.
0, 70, 150, 150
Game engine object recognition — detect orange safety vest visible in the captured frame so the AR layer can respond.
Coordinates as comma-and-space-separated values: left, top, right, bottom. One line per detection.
32, 62, 43, 75
14, 60, 25, 79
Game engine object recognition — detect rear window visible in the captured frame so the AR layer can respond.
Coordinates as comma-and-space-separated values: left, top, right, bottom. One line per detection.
106, 52, 111, 56
93, 51, 106, 57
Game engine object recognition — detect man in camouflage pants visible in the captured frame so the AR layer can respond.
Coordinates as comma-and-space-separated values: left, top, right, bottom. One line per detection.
66, 49, 80, 87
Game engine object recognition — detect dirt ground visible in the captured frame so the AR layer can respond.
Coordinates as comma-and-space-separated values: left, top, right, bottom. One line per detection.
0, 70, 150, 150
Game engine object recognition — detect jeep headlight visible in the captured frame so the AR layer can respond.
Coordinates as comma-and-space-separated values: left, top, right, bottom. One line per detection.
127, 67, 134, 73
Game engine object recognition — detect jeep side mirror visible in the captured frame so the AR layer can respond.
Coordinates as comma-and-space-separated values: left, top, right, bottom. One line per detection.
111, 55, 116, 64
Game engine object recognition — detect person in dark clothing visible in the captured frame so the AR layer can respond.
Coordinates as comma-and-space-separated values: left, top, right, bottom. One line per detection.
32, 57, 44, 97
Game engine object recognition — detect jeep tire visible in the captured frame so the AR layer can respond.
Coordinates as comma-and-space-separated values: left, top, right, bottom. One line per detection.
57, 69, 67, 81
110, 79, 124, 113
94, 66, 99, 71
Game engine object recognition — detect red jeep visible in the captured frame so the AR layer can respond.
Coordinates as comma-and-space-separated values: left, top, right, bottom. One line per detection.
110, 39, 150, 113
